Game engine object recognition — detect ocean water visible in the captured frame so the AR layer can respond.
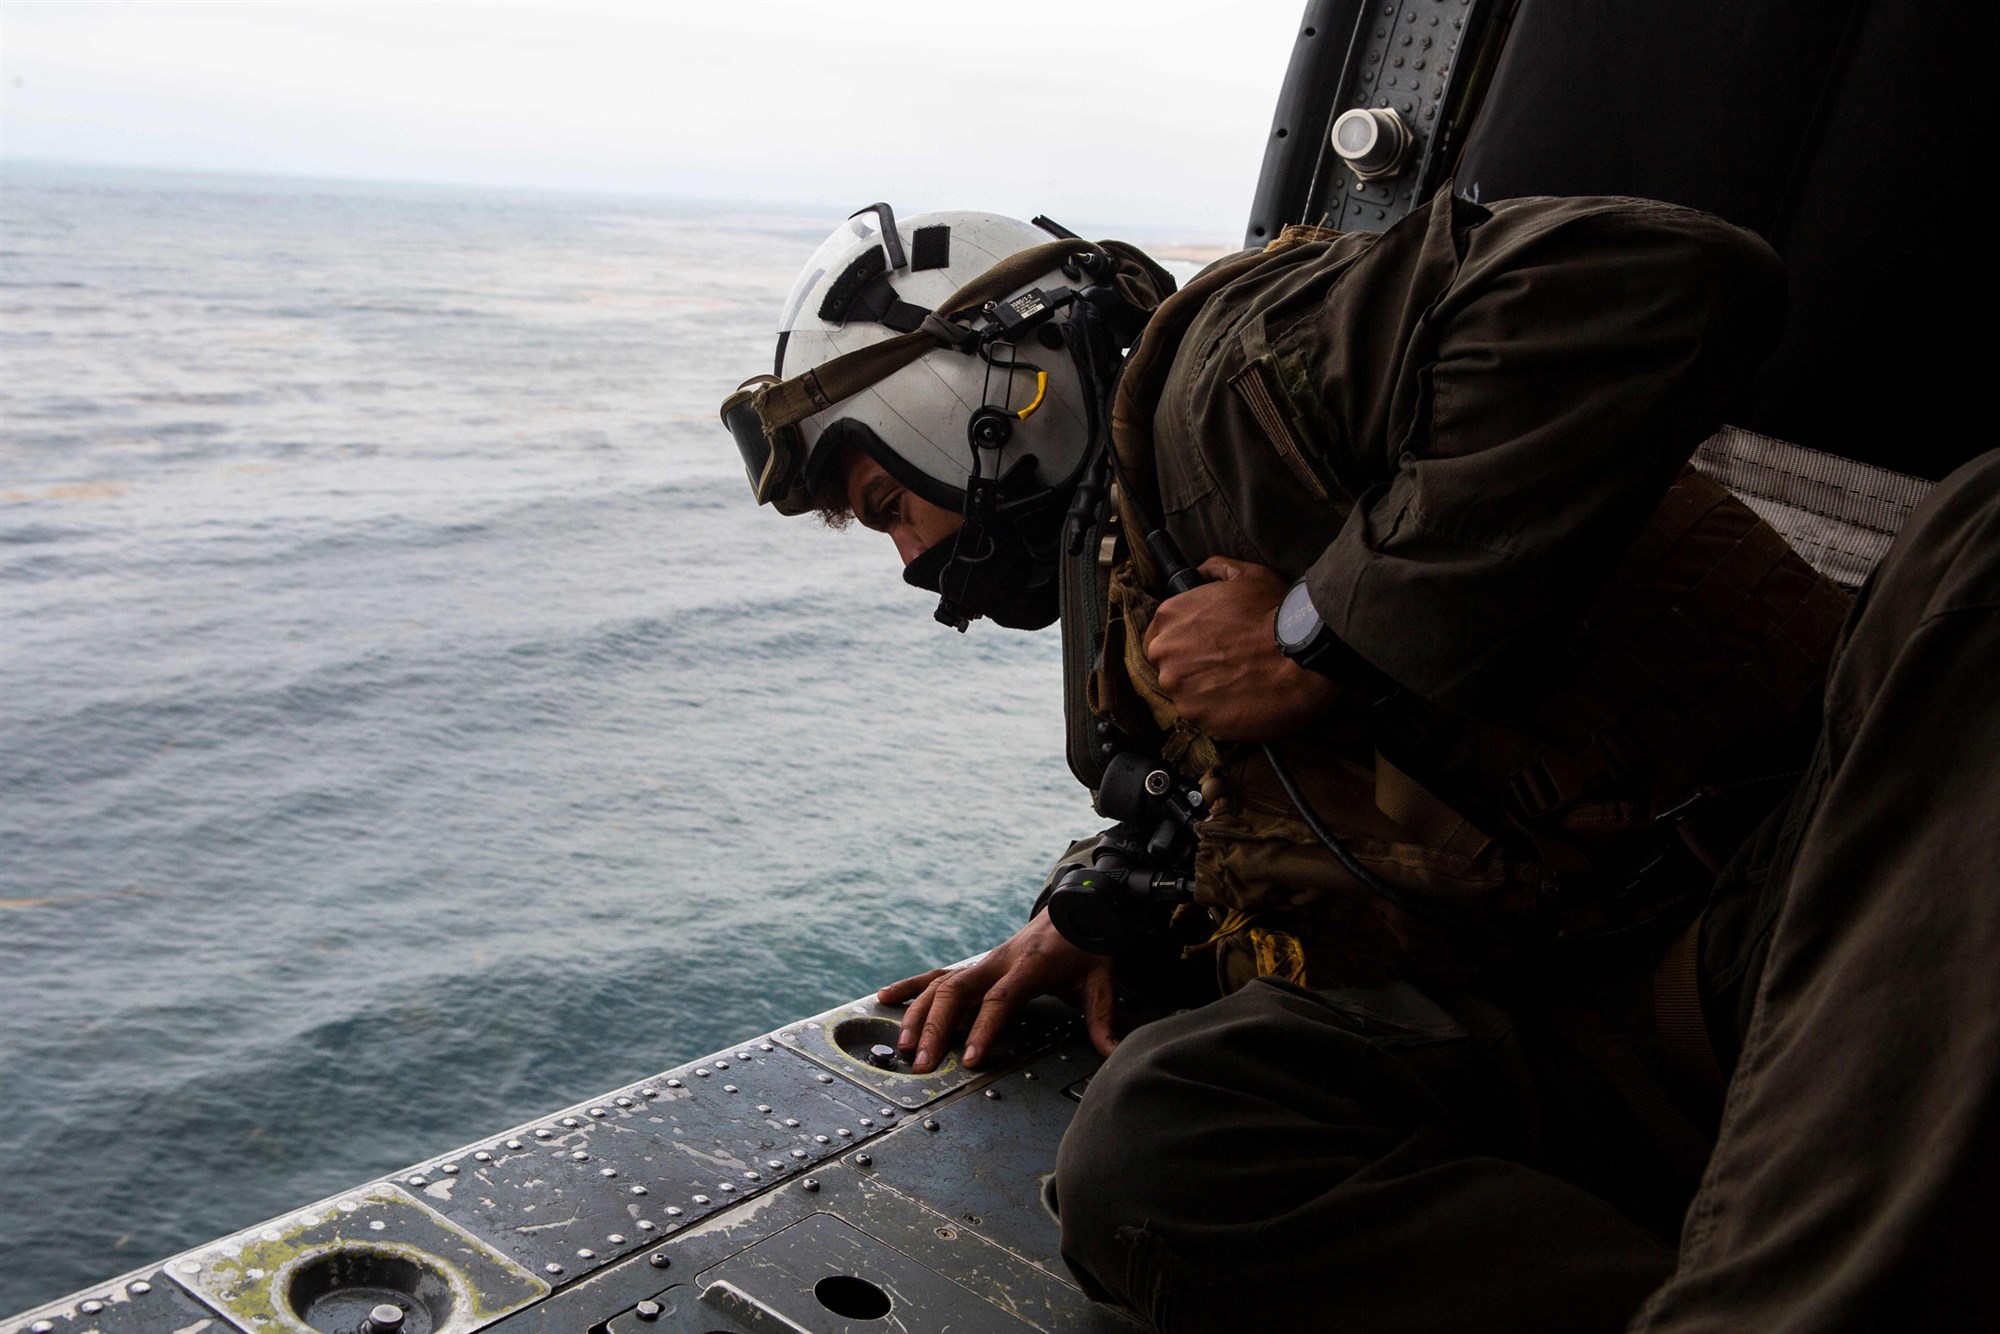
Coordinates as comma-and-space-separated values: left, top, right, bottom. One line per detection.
0, 163, 1199, 1314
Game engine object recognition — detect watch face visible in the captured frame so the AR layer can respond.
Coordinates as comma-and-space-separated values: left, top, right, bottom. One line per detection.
1275, 580, 1321, 651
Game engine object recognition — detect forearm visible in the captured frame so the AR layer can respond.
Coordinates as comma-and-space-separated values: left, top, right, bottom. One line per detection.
1306, 193, 1785, 709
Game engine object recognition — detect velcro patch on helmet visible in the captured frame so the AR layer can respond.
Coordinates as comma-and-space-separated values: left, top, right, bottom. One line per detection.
818, 247, 889, 324
910, 225, 951, 271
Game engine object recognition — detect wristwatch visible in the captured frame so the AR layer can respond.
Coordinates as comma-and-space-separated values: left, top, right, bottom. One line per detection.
1274, 578, 1347, 679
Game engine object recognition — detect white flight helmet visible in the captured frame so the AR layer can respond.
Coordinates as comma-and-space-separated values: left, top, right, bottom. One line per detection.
724, 203, 1105, 520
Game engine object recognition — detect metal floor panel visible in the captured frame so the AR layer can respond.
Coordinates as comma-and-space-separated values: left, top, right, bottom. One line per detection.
3, 997, 1112, 1334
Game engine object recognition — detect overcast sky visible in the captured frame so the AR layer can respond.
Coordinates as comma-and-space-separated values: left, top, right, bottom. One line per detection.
0, 1, 1305, 239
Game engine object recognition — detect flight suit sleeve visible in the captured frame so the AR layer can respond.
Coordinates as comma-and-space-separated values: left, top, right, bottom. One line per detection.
1303, 191, 1786, 711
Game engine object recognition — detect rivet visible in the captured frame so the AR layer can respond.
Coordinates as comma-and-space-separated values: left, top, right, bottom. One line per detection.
1023, 1072, 1038, 1081
82, 1301, 104, 1315
545, 1263, 564, 1275
744, 1170, 760, 1180
441, 1163, 461, 1174
635, 1299, 662, 1321
641, 1087, 659, 1098
571, 1150, 590, 1162
757, 1104, 773, 1113
31, 1322, 54, 1333
577, 1248, 596, 1260
859, 1117, 874, 1127
406, 1175, 428, 1186
131, 1282, 152, 1296
505, 1138, 524, 1149
607, 1233, 626, 1244
880, 1108, 896, 1118
984, 1089, 1002, 1100
767, 1160, 783, 1170
736, 1050, 752, 1060
649, 1252, 672, 1269
723, 1085, 739, 1094
630, 1185, 648, 1196
666, 1079, 683, 1089
855, 1153, 873, 1167
368, 1304, 403, 1331
369, 1220, 386, 1231
638, 1220, 657, 1232
615, 1096, 634, 1107
719, 1182, 735, 1192
814, 1134, 830, 1145
473, 1151, 493, 1163
714, 1060, 729, 1070
791, 1149, 808, 1159
923, 1118, 940, 1132
600, 1167, 618, 1178
801, 1178, 820, 1192
695, 1069, 710, 1078
561, 1117, 580, 1127
816, 1074, 834, 1084
760, 1042, 774, 1052
589, 1108, 607, 1118
784, 1118, 801, 1128
534, 1129, 553, 1140
666, 1206, 684, 1217
692, 1194, 711, 1205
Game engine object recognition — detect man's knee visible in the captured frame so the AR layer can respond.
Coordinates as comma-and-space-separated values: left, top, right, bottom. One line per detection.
1053, 996, 1224, 1295
1052, 980, 1421, 1310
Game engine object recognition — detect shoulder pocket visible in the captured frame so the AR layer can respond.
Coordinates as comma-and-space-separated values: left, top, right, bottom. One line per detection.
1230, 356, 1335, 504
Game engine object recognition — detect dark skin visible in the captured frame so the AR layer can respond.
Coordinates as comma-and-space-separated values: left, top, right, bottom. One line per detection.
837, 447, 1339, 1070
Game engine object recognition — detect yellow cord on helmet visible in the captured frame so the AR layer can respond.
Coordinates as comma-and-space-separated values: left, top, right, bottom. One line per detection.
1012, 371, 1049, 421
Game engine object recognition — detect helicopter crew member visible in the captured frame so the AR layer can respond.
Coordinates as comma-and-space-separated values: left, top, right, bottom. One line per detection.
719, 195, 1999, 1331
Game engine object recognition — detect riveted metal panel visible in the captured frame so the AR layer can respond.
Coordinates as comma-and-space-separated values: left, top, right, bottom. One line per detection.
167, 1184, 545, 1334
6, 1000, 1110, 1334
410, 1045, 903, 1280
0, 1272, 221, 1334
772, 996, 1077, 1110
698, 1212, 1039, 1333
847, 1043, 1102, 1283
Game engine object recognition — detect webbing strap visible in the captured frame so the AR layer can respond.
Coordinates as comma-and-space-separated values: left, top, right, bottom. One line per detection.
753, 239, 1101, 433
1653, 911, 1725, 1095
1374, 751, 1495, 859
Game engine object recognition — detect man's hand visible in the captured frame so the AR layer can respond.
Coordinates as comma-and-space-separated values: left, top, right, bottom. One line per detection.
877, 911, 1117, 1072
1143, 556, 1341, 740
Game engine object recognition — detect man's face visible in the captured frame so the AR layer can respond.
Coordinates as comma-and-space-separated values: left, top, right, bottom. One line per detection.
841, 449, 962, 565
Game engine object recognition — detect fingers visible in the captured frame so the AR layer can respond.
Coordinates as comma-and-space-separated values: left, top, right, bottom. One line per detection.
900, 956, 1005, 1073
961, 979, 1022, 1069
1199, 554, 1250, 581
912, 968, 974, 1073
1082, 961, 1119, 1057
897, 975, 941, 1059
877, 968, 947, 1005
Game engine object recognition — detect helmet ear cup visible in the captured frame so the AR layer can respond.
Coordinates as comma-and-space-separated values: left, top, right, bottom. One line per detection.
967, 408, 1014, 451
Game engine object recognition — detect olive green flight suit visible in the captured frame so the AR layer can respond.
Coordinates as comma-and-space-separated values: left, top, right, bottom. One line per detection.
1051, 188, 2000, 1330
1057, 453, 2000, 1332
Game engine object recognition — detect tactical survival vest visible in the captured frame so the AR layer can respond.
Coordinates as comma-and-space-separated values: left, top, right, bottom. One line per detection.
1075, 223, 1850, 996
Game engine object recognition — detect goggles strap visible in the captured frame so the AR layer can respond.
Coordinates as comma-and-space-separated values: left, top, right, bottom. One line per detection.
751, 238, 1105, 438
